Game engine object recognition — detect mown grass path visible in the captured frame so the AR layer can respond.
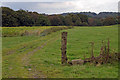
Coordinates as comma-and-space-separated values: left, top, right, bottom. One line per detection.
2, 30, 61, 78
21, 35, 60, 78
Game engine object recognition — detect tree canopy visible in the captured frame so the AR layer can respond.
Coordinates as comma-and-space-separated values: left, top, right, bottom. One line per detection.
1, 7, 119, 27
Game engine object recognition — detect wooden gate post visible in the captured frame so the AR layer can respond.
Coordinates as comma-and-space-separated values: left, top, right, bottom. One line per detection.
61, 32, 68, 65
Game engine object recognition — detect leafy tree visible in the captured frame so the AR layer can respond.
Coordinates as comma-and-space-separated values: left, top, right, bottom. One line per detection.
2, 7, 19, 27
35, 14, 51, 26
48, 15, 63, 26
74, 19, 82, 26
88, 18, 103, 26
57, 15, 65, 26
2, 14, 18, 27
102, 17, 116, 26
16, 9, 34, 26
77, 14, 88, 23
64, 14, 73, 26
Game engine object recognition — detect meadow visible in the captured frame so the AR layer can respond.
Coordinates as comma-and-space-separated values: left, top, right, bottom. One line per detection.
2, 25, 118, 78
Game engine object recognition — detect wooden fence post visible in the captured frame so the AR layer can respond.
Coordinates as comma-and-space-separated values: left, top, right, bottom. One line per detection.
61, 32, 68, 65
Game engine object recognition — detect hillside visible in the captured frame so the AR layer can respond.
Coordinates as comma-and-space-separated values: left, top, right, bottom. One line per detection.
62, 12, 118, 18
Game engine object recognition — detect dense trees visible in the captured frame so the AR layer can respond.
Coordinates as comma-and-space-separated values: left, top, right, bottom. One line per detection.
16, 10, 34, 26
102, 17, 117, 26
1, 7, 119, 27
2, 7, 19, 27
88, 17, 118, 26
2, 7, 51, 27
64, 14, 73, 26
35, 14, 51, 26
48, 15, 63, 26
2, 7, 89, 27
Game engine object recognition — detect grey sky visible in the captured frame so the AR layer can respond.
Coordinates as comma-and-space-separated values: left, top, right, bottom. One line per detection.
1, 0, 119, 14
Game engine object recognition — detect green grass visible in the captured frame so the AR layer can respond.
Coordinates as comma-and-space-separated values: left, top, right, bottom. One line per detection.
2, 26, 70, 37
2, 26, 50, 37
2, 25, 118, 78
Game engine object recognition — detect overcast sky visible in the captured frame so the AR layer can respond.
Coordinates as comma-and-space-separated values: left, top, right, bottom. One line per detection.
1, 0, 120, 14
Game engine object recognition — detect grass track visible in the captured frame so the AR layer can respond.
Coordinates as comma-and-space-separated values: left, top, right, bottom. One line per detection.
2, 25, 118, 78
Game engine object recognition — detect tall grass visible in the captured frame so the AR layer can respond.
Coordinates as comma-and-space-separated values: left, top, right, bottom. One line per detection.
2, 26, 73, 37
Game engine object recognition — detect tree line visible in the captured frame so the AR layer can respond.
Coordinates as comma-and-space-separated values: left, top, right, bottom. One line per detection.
2, 7, 119, 27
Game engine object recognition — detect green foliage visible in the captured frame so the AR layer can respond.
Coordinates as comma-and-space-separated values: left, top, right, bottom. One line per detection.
2, 7, 19, 27
35, 14, 51, 26
102, 17, 116, 26
74, 19, 82, 26
77, 14, 88, 23
1, 7, 119, 27
64, 14, 74, 26
2, 7, 90, 27
16, 9, 34, 26
88, 17, 118, 26
57, 15, 65, 26
48, 15, 64, 26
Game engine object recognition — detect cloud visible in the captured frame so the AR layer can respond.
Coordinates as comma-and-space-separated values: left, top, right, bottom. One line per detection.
69, 0, 119, 13
1, 2, 77, 14
1, 0, 119, 14
1, 0, 75, 2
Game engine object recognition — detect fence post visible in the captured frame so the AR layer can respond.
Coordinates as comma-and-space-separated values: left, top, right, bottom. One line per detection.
61, 32, 68, 65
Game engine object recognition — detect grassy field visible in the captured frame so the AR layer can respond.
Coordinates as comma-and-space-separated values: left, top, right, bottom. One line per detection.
2, 26, 71, 37
2, 25, 118, 78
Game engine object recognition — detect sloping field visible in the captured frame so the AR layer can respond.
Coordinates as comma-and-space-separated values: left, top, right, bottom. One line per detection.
2, 25, 118, 78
